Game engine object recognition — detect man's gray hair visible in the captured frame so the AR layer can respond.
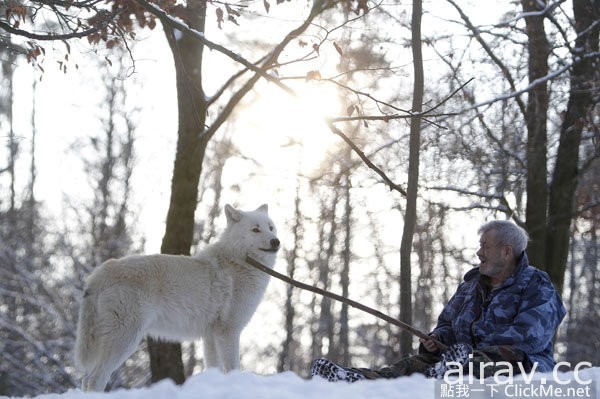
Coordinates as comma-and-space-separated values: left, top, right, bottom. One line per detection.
478, 220, 529, 256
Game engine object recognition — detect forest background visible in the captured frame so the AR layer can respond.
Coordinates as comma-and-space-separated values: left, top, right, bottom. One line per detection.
0, 0, 598, 396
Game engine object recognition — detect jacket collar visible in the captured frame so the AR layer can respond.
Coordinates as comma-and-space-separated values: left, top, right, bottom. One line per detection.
496, 251, 529, 289
464, 251, 530, 288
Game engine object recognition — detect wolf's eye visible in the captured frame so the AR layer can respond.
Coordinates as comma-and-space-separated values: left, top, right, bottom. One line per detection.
269, 225, 274, 232
252, 227, 260, 233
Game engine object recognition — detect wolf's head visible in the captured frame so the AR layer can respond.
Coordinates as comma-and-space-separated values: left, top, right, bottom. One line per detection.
220, 204, 280, 266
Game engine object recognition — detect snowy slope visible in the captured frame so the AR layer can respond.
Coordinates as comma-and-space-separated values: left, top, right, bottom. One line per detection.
4, 367, 599, 399
2, 370, 434, 399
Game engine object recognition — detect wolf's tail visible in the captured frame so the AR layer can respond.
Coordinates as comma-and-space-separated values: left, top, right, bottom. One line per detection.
74, 289, 98, 372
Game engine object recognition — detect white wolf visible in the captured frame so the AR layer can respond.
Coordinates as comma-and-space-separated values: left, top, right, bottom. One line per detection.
74, 204, 280, 391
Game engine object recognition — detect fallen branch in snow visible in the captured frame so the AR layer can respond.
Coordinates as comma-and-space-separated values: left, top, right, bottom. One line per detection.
245, 255, 448, 351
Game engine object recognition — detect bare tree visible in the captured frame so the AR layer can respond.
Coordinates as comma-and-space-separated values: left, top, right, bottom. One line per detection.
546, 0, 600, 293
309, 179, 341, 361
565, 180, 600, 365
521, 0, 550, 267
0, 69, 79, 395
398, 0, 423, 357
338, 172, 352, 364
278, 184, 304, 373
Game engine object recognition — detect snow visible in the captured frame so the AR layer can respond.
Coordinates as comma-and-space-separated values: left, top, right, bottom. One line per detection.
4, 367, 599, 399
0, 370, 433, 399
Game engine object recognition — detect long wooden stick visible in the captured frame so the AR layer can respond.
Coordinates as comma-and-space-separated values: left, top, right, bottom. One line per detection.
245, 256, 447, 351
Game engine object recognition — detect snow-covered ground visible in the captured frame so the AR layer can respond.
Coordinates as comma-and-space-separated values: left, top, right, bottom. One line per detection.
4, 367, 599, 399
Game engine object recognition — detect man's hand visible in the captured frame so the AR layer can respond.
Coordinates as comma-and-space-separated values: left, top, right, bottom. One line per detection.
420, 334, 440, 352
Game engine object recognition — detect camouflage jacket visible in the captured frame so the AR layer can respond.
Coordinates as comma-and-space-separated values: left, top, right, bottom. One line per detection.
431, 252, 566, 372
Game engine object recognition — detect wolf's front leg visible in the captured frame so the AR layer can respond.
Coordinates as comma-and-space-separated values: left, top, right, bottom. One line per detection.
215, 331, 241, 372
203, 331, 220, 369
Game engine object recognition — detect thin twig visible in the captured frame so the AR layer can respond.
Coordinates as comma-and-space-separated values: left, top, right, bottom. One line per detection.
0, 9, 118, 41
328, 112, 457, 123
326, 122, 408, 196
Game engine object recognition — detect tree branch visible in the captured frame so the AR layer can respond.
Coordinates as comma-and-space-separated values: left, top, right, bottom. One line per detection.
321, 77, 472, 195
464, 52, 600, 112
136, 0, 296, 96
326, 121, 408, 196
328, 112, 457, 123
0, 16, 110, 41
245, 255, 447, 350
194, 0, 325, 150
445, 0, 528, 117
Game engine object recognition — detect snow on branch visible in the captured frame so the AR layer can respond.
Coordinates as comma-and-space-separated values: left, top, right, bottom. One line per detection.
457, 49, 599, 115
137, 0, 296, 96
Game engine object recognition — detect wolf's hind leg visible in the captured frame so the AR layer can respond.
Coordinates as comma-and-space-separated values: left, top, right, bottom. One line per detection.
83, 293, 147, 391
84, 322, 146, 391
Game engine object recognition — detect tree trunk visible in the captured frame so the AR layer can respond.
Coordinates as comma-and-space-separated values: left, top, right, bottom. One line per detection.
399, 0, 423, 357
546, 0, 599, 293
322, 191, 339, 359
147, 0, 208, 385
278, 186, 302, 372
521, 0, 549, 269
339, 174, 352, 364
311, 189, 339, 361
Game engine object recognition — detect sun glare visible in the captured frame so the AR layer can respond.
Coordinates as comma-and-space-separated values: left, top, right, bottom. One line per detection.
239, 81, 343, 176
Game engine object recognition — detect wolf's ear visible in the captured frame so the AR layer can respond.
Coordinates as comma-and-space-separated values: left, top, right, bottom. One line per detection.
224, 204, 243, 223
256, 204, 268, 214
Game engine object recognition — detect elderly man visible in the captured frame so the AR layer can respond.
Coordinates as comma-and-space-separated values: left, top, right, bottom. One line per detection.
312, 220, 566, 382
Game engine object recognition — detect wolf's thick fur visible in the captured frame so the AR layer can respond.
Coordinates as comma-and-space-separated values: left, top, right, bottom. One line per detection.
74, 204, 280, 391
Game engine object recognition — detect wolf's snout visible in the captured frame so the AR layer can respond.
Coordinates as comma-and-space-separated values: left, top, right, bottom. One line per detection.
270, 238, 280, 250
258, 238, 280, 253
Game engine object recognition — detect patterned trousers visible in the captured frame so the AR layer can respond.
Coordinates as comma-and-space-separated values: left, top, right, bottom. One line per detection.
353, 345, 527, 380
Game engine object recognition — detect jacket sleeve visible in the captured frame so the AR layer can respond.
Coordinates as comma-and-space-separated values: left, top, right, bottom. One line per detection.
478, 272, 566, 354
430, 282, 470, 347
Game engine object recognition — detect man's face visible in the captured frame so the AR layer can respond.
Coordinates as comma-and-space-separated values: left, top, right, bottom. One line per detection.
476, 229, 508, 283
